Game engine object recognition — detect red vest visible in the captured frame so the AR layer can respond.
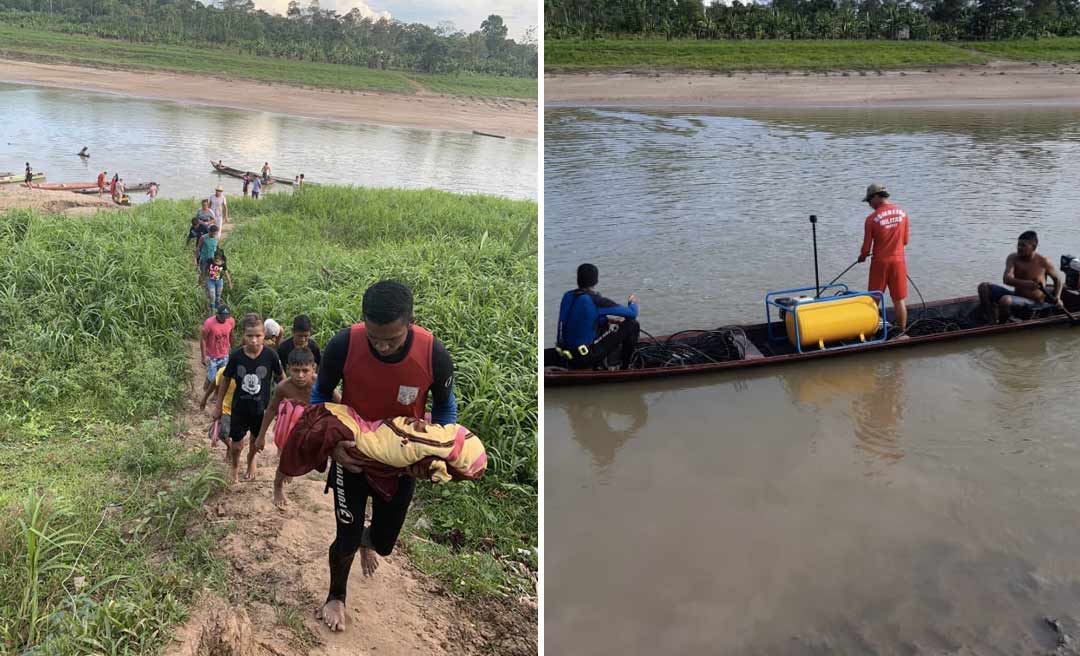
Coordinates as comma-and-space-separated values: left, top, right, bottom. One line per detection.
341, 323, 434, 420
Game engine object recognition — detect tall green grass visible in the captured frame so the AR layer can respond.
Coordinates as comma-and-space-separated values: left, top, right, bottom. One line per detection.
0, 203, 227, 654
222, 188, 538, 594
545, 38, 989, 72
0, 25, 538, 100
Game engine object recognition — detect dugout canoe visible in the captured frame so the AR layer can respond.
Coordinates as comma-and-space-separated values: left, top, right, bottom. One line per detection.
210, 161, 279, 185
72, 182, 152, 194
544, 294, 1080, 386
29, 181, 97, 190
0, 172, 45, 184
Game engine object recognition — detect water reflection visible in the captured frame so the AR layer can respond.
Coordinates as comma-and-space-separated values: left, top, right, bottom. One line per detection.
564, 390, 649, 470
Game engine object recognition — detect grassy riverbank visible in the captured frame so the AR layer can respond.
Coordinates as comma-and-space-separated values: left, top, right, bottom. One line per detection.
0, 25, 538, 99
0, 186, 537, 653
543, 37, 1080, 72
0, 205, 226, 653
222, 188, 539, 596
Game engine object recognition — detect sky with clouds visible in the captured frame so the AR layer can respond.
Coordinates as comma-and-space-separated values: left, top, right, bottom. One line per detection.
252, 0, 537, 39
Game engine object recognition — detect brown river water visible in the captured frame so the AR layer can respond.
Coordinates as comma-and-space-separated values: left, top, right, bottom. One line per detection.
545, 107, 1080, 654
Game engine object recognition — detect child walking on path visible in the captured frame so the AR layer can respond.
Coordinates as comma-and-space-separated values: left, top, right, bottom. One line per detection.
205, 250, 233, 314
256, 347, 319, 509
200, 305, 235, 394
212, 313, 284, 484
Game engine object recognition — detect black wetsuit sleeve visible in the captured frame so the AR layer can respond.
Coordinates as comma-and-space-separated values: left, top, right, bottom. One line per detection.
312, 327, 350, 403
430, 339, 454, 410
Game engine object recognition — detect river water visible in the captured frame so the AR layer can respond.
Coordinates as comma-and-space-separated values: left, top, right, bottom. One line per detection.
0, 82, 537, 203
545, 107, 1080, 653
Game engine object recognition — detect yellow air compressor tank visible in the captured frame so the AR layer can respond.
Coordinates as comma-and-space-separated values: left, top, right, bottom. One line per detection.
784, 295, 881, 350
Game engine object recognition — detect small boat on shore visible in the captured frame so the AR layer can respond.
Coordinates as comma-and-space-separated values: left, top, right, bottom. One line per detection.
545, 284, 1080, 387
473, 130, 506, 139
211, 161, 281, 185
30, 182, 98, 191
72, 182, 153, 194
0, 172, 45, 184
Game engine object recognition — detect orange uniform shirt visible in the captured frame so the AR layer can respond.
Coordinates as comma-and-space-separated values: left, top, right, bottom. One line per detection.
860, 202, 909, 260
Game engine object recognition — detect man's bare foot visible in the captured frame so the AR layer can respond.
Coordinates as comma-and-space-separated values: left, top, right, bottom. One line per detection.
273, 484, 288, 509
244, 461, 257, 481
316, 599, 346, 632
360, 547, 380, 577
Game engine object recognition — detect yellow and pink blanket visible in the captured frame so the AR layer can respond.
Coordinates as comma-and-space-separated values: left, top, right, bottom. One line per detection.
274, 401, 488, 501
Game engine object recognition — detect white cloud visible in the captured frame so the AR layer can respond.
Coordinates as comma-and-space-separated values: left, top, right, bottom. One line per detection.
254, 0, 390, 20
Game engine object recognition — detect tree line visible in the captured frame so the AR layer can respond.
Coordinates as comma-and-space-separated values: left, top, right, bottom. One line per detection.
0, 2, 537, 77
544, 0, 1080, 40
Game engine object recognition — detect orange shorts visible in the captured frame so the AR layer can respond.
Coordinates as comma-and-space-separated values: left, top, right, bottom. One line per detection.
868, 257, 907, 302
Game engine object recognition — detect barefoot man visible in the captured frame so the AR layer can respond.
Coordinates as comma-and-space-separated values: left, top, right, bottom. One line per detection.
310, 280, 458, 632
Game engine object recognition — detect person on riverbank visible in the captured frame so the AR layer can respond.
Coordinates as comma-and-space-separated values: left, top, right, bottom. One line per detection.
212, 313, 285, 483
146, 182, 159, 201
242, 173, 251, 197
197, 225, 220, 283
858, 182, 910, 333
262, 162, 271, 183
257, 347, 317, 509
277, 314, 321, 368
24, 163, 32, 187
115, 178, 125, 203
97, 170, 107, 197
201, 304, 235, 395
555, 263, 640, 371
298, 174, 305, 188
251, 175, 262, 200
210, 185, 229, 232
977, 230, 1065, 324
206, 250, 233, 314
109, 174, 118, 199
310, 280, 458, 633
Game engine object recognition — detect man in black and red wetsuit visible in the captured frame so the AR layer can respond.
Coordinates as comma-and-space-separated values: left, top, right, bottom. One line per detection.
310, 280, 457, 633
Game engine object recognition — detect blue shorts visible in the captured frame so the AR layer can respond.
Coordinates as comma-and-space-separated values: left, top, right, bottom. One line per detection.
986, 284, 1038, 307
206, 356, 228, 383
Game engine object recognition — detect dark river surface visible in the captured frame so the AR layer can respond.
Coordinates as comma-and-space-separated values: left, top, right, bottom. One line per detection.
0, 82, 537, 203
545, 107, 1080, 654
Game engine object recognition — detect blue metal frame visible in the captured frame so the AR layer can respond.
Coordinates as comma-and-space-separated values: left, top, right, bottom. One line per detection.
765, 285, 888, 353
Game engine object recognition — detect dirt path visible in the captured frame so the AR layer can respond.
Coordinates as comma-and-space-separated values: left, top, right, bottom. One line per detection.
164, 220, 535, 656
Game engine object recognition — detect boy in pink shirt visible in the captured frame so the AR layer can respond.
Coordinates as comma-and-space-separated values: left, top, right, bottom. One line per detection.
201, 305, 235, 393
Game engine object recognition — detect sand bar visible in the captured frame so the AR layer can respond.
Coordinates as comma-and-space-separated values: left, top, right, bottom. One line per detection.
0, 58, 537, 139
546, 61, 1080, 108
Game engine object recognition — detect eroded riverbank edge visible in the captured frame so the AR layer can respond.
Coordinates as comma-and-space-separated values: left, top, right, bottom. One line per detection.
546, 60, 1080, 108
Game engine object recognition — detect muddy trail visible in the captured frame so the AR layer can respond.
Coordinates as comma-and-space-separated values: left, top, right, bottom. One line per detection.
164, 220, 536, 656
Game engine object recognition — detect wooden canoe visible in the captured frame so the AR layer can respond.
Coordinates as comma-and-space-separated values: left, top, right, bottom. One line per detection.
0, 172, 45, 184
544, 293, 1080, 386
72, 182, 152, 194
211, 161, 276, 185
473, 130, 506, 139
30, 182, 98, 190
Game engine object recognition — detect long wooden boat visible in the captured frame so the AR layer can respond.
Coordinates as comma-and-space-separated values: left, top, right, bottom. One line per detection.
0, 172, 45, 184
72, 182, 152, 194
30, 181, 97, 190
211, 161, 279, 185
544, 294, 1080, 386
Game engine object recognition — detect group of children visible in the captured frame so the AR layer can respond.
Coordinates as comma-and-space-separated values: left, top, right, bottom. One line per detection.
187, 198, 233, 314
200, 309, 325, 506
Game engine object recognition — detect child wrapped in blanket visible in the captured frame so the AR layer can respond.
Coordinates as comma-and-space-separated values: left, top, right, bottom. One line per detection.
272, 398, 487, 509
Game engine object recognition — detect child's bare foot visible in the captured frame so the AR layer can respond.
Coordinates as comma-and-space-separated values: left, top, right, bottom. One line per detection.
360, 547, 380, 577
229, 464, 239, 485
244, 461, 257, 481
273, 482, 288, 509
316, 599, 346, 632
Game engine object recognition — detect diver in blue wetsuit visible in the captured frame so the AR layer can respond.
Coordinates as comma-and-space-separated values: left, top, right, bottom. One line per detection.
556, 263, 641, 370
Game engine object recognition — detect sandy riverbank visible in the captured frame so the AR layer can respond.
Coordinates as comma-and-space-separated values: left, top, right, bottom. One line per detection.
0, 183, 120, 215
0, 59, 537, 139
546, 60, 1080, 108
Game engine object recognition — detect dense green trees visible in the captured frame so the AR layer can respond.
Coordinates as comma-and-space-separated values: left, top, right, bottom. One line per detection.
544, 0, 1080, 40
0, 4, 537, 77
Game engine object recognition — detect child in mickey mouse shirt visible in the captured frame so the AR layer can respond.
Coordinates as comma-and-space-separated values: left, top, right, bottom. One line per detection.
213, 312, 284, 484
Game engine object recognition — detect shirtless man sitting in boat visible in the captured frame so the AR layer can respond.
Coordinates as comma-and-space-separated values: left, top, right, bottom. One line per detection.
977, 230, 1064, 324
